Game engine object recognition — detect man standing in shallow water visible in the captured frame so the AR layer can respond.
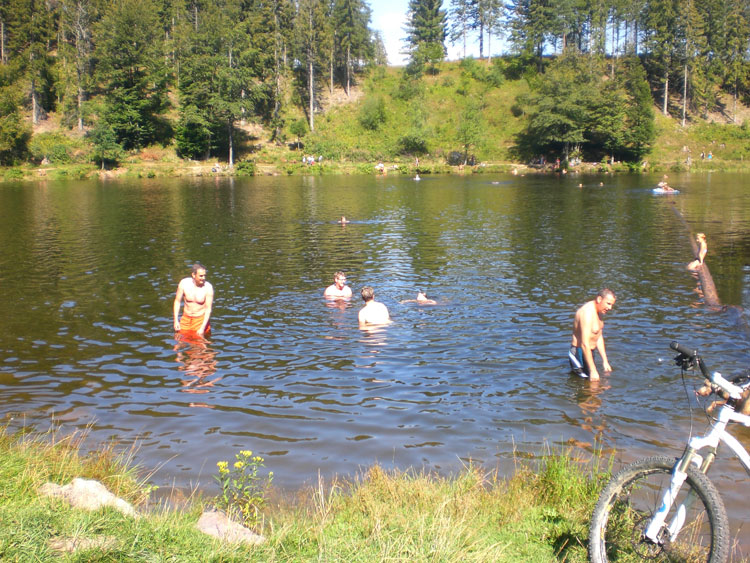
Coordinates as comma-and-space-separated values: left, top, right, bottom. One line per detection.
174, 263, 214, 336
358, 286, 390, 326
569, 288, 616, 380
324, 271, 352, 299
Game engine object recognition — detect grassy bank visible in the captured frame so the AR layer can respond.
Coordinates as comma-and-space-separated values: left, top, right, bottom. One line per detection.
0, 424, 608, 561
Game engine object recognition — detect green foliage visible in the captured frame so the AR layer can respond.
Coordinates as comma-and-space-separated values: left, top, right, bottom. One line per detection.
28, 133, 81, 164
515, 52, 655, 162
87, 121, 125, 169
0, 79, 30, 166
358, 96, 387, 130
289, 118, 309, 141
214, 450, 273, 528
392, 74, 425, 101
235, 160, 256, 176
176, 106, 211, 160
398, 130, 429, 155
96, 0, 168, 150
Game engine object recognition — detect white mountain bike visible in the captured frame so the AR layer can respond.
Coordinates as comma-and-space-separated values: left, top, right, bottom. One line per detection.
589, 341, 750, 563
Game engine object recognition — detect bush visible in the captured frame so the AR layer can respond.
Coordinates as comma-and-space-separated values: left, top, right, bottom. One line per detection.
446, 151, 464, 165
235, 160, 256, 176
29, 133, 77, 164
358, 97, 387, 130
398, 131, 429, 155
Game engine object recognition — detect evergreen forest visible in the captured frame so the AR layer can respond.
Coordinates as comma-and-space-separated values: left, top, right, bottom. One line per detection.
1, 0, 750, 170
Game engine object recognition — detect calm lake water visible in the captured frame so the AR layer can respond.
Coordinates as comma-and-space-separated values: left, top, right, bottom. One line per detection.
1, 172, 749, 545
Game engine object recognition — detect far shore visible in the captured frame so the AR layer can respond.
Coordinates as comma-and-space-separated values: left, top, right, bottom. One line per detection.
3, 155, 743, 183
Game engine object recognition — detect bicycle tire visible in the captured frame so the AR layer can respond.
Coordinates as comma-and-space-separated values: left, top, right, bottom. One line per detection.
589, 455, 729, 563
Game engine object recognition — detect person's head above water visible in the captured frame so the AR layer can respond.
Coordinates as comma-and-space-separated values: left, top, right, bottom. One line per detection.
361, 286, 374, 302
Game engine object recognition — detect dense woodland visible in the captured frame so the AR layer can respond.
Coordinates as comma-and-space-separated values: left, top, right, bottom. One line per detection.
0, 0, 749, 167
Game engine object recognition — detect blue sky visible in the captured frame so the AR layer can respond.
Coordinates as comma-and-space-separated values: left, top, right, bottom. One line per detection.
370, 0, 484, 66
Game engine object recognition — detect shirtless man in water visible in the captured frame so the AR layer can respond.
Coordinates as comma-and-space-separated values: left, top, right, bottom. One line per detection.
324, 271, 352, 299
569, 288, 616, 380
174, 264, 214, 336
358, 286, 390, 326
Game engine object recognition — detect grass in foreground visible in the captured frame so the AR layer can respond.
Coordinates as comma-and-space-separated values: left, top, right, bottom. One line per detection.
1, 424, 611, 561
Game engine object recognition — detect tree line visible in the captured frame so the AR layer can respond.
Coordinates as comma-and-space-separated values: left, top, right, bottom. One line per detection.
0, 0, 381, 165
1, 0, 749, 167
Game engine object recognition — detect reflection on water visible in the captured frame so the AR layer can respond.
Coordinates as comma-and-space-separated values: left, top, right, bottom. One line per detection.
175, 334, 220, 396
1, 173, 750, 553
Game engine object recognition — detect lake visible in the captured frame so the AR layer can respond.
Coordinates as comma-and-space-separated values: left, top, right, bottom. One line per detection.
1, 171, 749, 546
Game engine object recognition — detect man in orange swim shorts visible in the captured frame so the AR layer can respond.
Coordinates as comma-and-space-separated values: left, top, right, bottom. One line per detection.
173, 263, 214, 336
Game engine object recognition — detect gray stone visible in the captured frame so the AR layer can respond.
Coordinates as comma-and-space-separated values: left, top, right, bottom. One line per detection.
39, 478, 137, 518
196, 510, 266, 546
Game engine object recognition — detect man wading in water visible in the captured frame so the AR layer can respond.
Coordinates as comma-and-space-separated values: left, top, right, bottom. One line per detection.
569, 289, 616, 380
174, 263, 214, 337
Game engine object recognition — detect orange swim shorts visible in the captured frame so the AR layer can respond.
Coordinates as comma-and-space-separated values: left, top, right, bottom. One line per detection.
180, 314, 211, 334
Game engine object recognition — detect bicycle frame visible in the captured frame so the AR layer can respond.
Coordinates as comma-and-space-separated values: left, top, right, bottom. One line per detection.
644, 399, 750, 545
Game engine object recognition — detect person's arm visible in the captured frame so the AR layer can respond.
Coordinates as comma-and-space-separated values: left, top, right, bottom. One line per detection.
580, 311, 600, 380
173, 281, 184, 331
198, 284, 214, 335
597, 334, 612, 373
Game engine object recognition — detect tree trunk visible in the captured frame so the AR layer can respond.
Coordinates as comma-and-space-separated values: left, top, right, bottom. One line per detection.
681, 63, 687, 127
478, 22, 484, 59
1, 19, 5, 64
308, 54, 314, 131
662, 71, 669, 116
228, 121, 234, 166
346, 44, 351, 97
31, 78, 39, 125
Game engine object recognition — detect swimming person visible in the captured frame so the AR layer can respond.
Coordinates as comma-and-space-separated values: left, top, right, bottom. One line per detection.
358, 286, 391, 326
688, 233, 707, 270
324, 271, 352, 299
569, 289, 616, 381
174, 263, 214, 336
338, 216, 350, 224
400, 291, 437, 305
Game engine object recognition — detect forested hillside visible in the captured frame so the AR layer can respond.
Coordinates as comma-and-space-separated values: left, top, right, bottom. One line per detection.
1, 0, 749, 174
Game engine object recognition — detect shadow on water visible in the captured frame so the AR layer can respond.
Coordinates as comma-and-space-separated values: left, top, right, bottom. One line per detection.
1, 173, 750, 552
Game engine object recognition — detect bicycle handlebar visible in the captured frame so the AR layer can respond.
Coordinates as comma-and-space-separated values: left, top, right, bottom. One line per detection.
669, 341, 746, 399
670, 341, 710, 378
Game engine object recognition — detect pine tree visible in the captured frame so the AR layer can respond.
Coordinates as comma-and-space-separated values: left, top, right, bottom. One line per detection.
95, 0, 168, 149
404, 0, 447, 67
333, 0, 372, 96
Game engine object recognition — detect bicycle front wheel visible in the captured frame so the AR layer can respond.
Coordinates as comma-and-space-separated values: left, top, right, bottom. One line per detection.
589, 455, 729, 563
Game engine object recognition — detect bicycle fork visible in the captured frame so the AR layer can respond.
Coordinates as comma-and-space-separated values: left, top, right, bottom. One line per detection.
644, 439, 720, 546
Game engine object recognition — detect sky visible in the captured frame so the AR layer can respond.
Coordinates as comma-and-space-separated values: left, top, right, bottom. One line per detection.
370, 0, 484, 66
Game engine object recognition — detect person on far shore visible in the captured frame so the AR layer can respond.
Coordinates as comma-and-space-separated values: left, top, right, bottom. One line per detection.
174, 263, 214, 336
358, 286, 390, 326
324, 271, 352, 299
688, 233, 707, 270
569, 289, 616, 381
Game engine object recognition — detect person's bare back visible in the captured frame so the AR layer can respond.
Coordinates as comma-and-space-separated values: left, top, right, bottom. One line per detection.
358, 286, 390, 326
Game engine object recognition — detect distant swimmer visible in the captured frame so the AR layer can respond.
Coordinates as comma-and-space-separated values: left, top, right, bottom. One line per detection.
400, 291, 437, 305
174, 263, 214, 336
358, 286, 391, 326
415, 173, 421, 181
657, 174, 676, 191
688, 233, 707, 270
338, 216, 350, 224
324, 271, 352, 299
569, 288, 616, 381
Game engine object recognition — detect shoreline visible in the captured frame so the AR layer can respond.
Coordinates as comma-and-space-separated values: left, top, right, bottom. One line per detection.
3, 158, 745, 183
